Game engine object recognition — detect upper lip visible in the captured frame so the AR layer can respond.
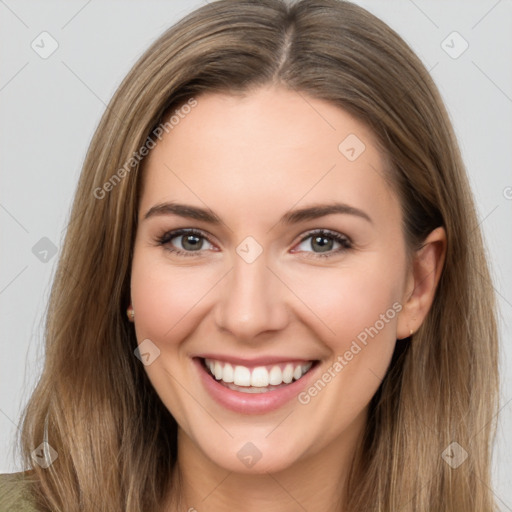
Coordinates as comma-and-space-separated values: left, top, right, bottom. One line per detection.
194, 354, 316, 367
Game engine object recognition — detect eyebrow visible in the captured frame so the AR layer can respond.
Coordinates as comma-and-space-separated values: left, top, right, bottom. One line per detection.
143, 201, 372, 225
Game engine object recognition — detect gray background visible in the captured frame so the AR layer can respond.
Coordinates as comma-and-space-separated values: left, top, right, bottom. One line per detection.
1, 0, 511, 508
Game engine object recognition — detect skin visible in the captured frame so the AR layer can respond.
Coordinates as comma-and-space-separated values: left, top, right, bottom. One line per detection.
130, 85, 446, 512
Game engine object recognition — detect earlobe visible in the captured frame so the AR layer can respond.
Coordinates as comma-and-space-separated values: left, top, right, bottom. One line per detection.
396, 226, 447, 339
127, 304, 135, 322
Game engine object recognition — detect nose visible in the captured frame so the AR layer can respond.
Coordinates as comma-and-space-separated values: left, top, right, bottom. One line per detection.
214, 250, 290, 343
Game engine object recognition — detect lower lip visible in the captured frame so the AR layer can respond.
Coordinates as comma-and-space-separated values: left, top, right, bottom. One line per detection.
194, 358, 319, 415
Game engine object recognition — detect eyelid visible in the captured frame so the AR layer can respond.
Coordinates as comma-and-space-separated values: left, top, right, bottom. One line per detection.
157, 228, 216, 254
292, 229, 352, 259
156, 227, 352, 258
296, 228, 352, 246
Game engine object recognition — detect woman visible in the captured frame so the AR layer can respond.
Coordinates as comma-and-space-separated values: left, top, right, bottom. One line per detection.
0, 0, 499, 510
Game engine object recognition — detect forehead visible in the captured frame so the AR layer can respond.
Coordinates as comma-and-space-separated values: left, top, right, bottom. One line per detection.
139, 86, 400, 230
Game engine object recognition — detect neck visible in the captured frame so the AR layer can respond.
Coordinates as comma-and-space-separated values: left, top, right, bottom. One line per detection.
164, 410, 367, 512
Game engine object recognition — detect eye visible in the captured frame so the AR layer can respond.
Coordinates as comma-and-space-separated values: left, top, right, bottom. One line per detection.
156, 228, 352, 259
156, 228, 215, 257
293, 229, 352, 259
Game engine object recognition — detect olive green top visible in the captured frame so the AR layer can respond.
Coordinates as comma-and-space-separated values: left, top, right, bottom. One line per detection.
0, 472, 38, 512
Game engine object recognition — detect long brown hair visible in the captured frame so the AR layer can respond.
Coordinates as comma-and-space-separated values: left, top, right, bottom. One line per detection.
18, 0, 499, 510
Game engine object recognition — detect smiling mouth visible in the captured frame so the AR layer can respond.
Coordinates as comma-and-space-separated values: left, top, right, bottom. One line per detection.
201, 358, 318, 394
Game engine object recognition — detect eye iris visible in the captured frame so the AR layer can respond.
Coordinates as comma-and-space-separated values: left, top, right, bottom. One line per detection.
182, 234, 202, 251
312, 235, 333, 253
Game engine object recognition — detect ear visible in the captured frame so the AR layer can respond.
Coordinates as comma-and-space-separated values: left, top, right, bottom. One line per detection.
396, 226, 447, 339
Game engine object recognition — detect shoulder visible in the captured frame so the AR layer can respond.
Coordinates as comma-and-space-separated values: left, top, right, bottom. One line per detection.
0, 471, 38, 512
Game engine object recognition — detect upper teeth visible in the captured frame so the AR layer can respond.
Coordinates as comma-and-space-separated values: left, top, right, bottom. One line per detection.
204, 358, 313, 387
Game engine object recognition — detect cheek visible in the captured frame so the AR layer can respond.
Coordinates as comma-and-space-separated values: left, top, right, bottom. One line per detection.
130, 250, 219, 342
290, 262, 403, 438
129, 250, 216, 424
290, 258, 403, 352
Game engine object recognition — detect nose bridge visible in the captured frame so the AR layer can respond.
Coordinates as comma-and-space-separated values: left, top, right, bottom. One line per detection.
214, 244, 288, 340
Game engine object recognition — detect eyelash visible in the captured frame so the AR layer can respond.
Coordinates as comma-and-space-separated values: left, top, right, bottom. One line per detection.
155, 228, 352, 259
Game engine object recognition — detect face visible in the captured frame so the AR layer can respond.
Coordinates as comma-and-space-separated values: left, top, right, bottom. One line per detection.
130, 85, 411, 474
